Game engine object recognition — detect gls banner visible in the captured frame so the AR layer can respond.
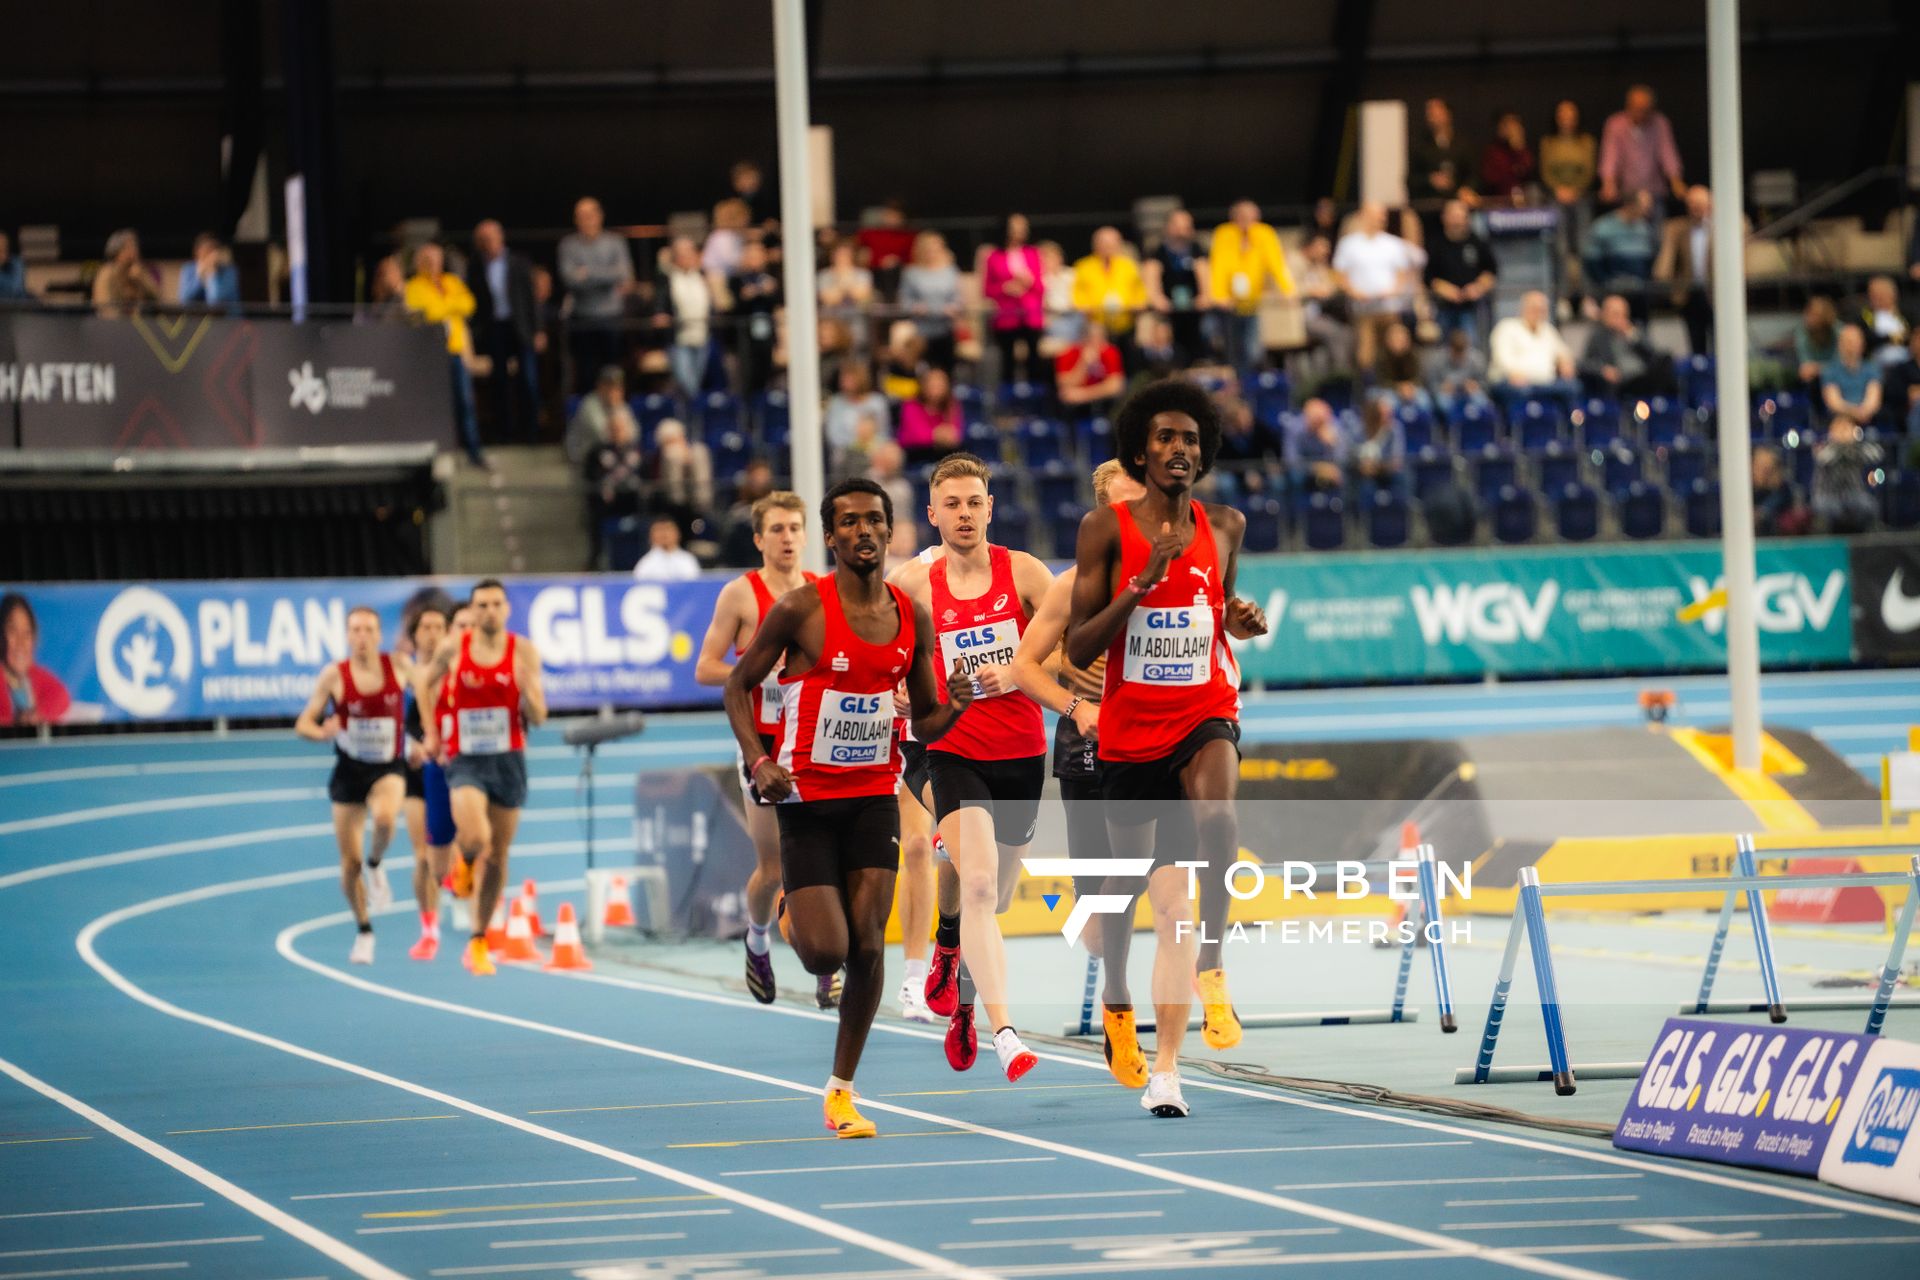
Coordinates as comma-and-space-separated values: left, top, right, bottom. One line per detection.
1233, 540, 1852, 682
1614, 1018, 1876, 1177
0, 576, 724, 724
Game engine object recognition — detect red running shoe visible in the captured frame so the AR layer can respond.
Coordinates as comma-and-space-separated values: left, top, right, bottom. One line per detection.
925, 942, 961, 1017
945, 1003, 978, 1071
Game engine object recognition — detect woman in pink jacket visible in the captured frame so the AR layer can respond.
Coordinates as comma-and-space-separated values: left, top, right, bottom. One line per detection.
0, 594, 71, 727
981, 213, 1046, 386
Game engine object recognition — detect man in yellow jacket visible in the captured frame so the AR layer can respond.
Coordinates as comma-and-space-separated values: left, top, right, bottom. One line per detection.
1070, 227, 1147, 342
1208, 201, 1296, 379
405, 243, 485, 465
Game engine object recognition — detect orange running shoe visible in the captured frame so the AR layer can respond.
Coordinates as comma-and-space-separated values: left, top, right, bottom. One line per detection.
822, 1088, 875, 1139
1194, 968, 1241, 1049
408, 933, 439, 962
1102, 1004, 1148, 1087
451, 857, 474, 899
463, 936, 495, 976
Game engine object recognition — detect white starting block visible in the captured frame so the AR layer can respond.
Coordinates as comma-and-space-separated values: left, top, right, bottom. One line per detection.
584, 865, 671, 942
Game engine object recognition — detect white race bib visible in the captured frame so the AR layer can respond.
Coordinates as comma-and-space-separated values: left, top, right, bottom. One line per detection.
338, 716, 398, 763
938, 619, 1020, 699
756, 667, 784, 725
810, 690, 894, 767
458, 706, 512, 755
1123, 603, 1214, 686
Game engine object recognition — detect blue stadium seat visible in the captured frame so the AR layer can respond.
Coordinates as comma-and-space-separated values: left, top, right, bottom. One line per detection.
1665, 436, 1708, 493
1251, 370, 1292, 427
635, 393, 682, 435
911, 465, 935, 516
1601, 443, 1642, 497
1783, 442, 1815, 492
1619, 481, 1665, 539
1192, 369, 1233, 395
1302, 492, 1345, 550
994, 501, 1034, 553
1413, 446, 1456, 502
1638, 395, 1684, 448
1475, 445, 1518, 504
1756, 389, 1812, 440
999, 381, 1049, 418
1020, 418, 1066, 468
712, 431, 753, 479
1452, 400, 1500, 452
1079, 416, 1114, 464
1681, 356, 1716, 412
1685, 478, 1722, 539
964, 418, 1002, 458
952, 382, 987, 427
564, 394, 583, 423
1035, 462, 1080, 512
1492, 484, 1537, 544
1578, 397, 1626, 451
1555, 482, 1599, 541
1366, 487, 1410, 548
1884, 471, 1920, 530
1051, 502, 1089, 558
1396, 401, 1438, 453
755, 390, 790, 446
698, 392, 741, 438
1515, 400, 1564, 453
1243, 497, 1285, 553
1535, 439, 1581, 495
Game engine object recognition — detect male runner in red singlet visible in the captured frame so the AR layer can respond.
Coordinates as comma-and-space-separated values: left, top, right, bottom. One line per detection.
695, 490, 842, 1008
1066, 378, 1268, 1117
725, 478, 971, 1138
416, 579, 548, 977
887, 453, 1055, 1080
400, 604, 450, 960
296, 607, 412, 965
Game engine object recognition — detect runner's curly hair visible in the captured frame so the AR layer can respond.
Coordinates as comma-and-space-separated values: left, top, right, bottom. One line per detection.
1112, 377, 1221, 482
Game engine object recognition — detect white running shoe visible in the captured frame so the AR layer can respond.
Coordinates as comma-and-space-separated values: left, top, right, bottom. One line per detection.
898, 977, 936, 1023
992, 1027, 1038, 1082
365, 862, 392, 912
349, 932, 375, 965
1141, 1071, 1189, 1118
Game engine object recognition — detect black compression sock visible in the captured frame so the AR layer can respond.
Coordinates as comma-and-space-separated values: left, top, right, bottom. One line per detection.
358, 922, 373, 935
935, 912, 960, 948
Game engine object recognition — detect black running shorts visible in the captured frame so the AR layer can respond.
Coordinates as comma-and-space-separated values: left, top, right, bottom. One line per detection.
899, 737, 932, 806
1099, 718, 1241, 817
328, 756, 407, 806
776, 794, 902, 893
444, 751, 529, 809
926, 750, 1046, 846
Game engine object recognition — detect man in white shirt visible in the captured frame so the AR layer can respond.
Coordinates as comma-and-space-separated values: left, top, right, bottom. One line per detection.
1488, 290, 1582, 419
1332, 202, 1421, 369
633, 516, 702, 582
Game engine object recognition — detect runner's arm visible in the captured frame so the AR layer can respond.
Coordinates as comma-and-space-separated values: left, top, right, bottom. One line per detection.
726, 588, 808, 760
294, 667, 341, 742
1011, 571, 1081, 717
693, 578, 749, 687
413, 635, 459, 751
1212, 504, 1268, 640
517, 639, 548, 727
1064, 506, 1134, 669
906, 597, 972, 743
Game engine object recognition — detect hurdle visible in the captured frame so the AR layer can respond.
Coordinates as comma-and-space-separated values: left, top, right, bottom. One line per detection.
1685, 833, 1920, 1018
1059, 843, 1458, 1037
1455, 856, 1920, 1095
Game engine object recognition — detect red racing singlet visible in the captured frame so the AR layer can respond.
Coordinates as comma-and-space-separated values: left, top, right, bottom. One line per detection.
928, 545, 1045, 760
1098, 500, 1240, 764
743, 569, 817, 734
448, 631, 526, 757
336, 654, 405, 763
776, 576, 916, 802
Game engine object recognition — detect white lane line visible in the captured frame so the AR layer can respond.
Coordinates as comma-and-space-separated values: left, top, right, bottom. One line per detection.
1525, 1234, 1920, 1256
824, 1190, 1177, 1211
0, 1054, 402, 1280
428, 1249, 840, 1276
943, 1227, 1341, 1252
78, 879, 997, 1280
968, 1211, 1164, 1226
725, 1158, 1056, 1178
1804, 724, 1920, 740
0, 1240, 261, 1260
1138, 1141, 1471, 1158
1440, 1212, 1844, 1231
1621, 1223, 1754, 1242
0, 759, 640, 791
0, 1267, 188, 1280
487, 1232, 686, 1249
0, 1206, 202, 1222
0, 790, 321, 836
1448, 1196, 1640, 1208
542, 958, 1920, 1230
294, 1176, 639, 1201
785, 1254, 1455, 1278
1275, 1175, 1642, 1192
359, 1209, 732, 1235
0, 825, 332, 893
279, 917, 1615, 1280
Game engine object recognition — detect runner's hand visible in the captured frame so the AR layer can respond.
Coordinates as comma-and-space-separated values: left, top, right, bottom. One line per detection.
1142, 521, 1182, 585
406, 738, 428, 768
753, 758, 795, 803
973, 664, 1013, 697
1225, 597, 1268, 639
421, 728, 441, 761
893, 680, 912, 718
1071, 699, 1100, 738
946, 658, 976, 712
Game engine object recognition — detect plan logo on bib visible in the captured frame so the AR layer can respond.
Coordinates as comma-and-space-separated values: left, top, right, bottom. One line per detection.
93, 587, 193, 718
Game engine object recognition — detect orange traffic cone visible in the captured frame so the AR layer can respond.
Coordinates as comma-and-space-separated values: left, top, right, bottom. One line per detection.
485, 900, 509, 950
543, 902, 593, 971
501, 899, 541, 963
603, 874, 637, 929
518, 879, 545, 937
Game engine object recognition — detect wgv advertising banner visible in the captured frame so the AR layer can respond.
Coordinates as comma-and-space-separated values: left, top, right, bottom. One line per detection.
1234, 539, 1853, 683
1, 576, 724, 725
1614, 1018, 1875, 1176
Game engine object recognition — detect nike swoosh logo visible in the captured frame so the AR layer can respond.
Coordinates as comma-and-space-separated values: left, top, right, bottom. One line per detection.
1882, 568, 1920, 633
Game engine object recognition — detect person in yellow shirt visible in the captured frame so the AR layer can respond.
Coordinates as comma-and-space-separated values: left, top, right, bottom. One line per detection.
1070, 227, 1147, 340
405, 243, 485, 466
1208, 201, 1296, 379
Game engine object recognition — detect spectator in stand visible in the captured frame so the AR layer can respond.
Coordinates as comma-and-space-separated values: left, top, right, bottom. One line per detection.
1598, 84, 1685, 208
1821, 324, 1882, 427
856, 200, 915, 299
1071, 226, 1147, 343
899, 231, 961, 371
1332, 201, 1421, 371
1131, 312, 1181, 382
1579, 293, 1677, 399
1489, 289, 1581, 415
0, 594, 71, 728
897, 366, 964, 464
1037, 240, 1081, 348
1794, 296, 1842, 387
1654, 185, 1723, 355
1350, 394, 1408, 497
1289, 233, 1354, 379
0, 231, 25, 302
644, 418, 715, 532
1305, 197, 1341, 243
1881, 328, 1920, 434
660, 236, 714, 400
877, 320, 926, 401
1409, 97, 1478, 213
565, 365, 635, 467
1752, 445, 1806, 536
982, 213, 1047, 385
364, 254, 407, 322
92, 229, 159, 317
1288, 397, 1350, 496
633, 515, 701, 582
559, 197, 633, 394
825, 360, 892, 476
727, 239, 781, 399
729, 160, 771, 228
1424, 199, 1498, 344
1583, 190, 1658, 314
702, 198, 751, 287
866, 442, 917, 538
1854, 276, 1913, 367
1055, 320, 1126, 413
1211, 391, 1282, 498
178, 233, 240, 313
1541, 99, 1598, 293
585, 409, 645, 568
1427, 328, 1495, 418
1811, 416, 1884, 534
1144, 208, 1210, 366
720, 458, 779, 566
405, 242, 484, 466
1207, 200, 1295, 379
1374, 321, 1430, 411
528, 264, 561, 401
466, 220, 541, 442
1480, 110, 1537, 203
817, 237, 876, 355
